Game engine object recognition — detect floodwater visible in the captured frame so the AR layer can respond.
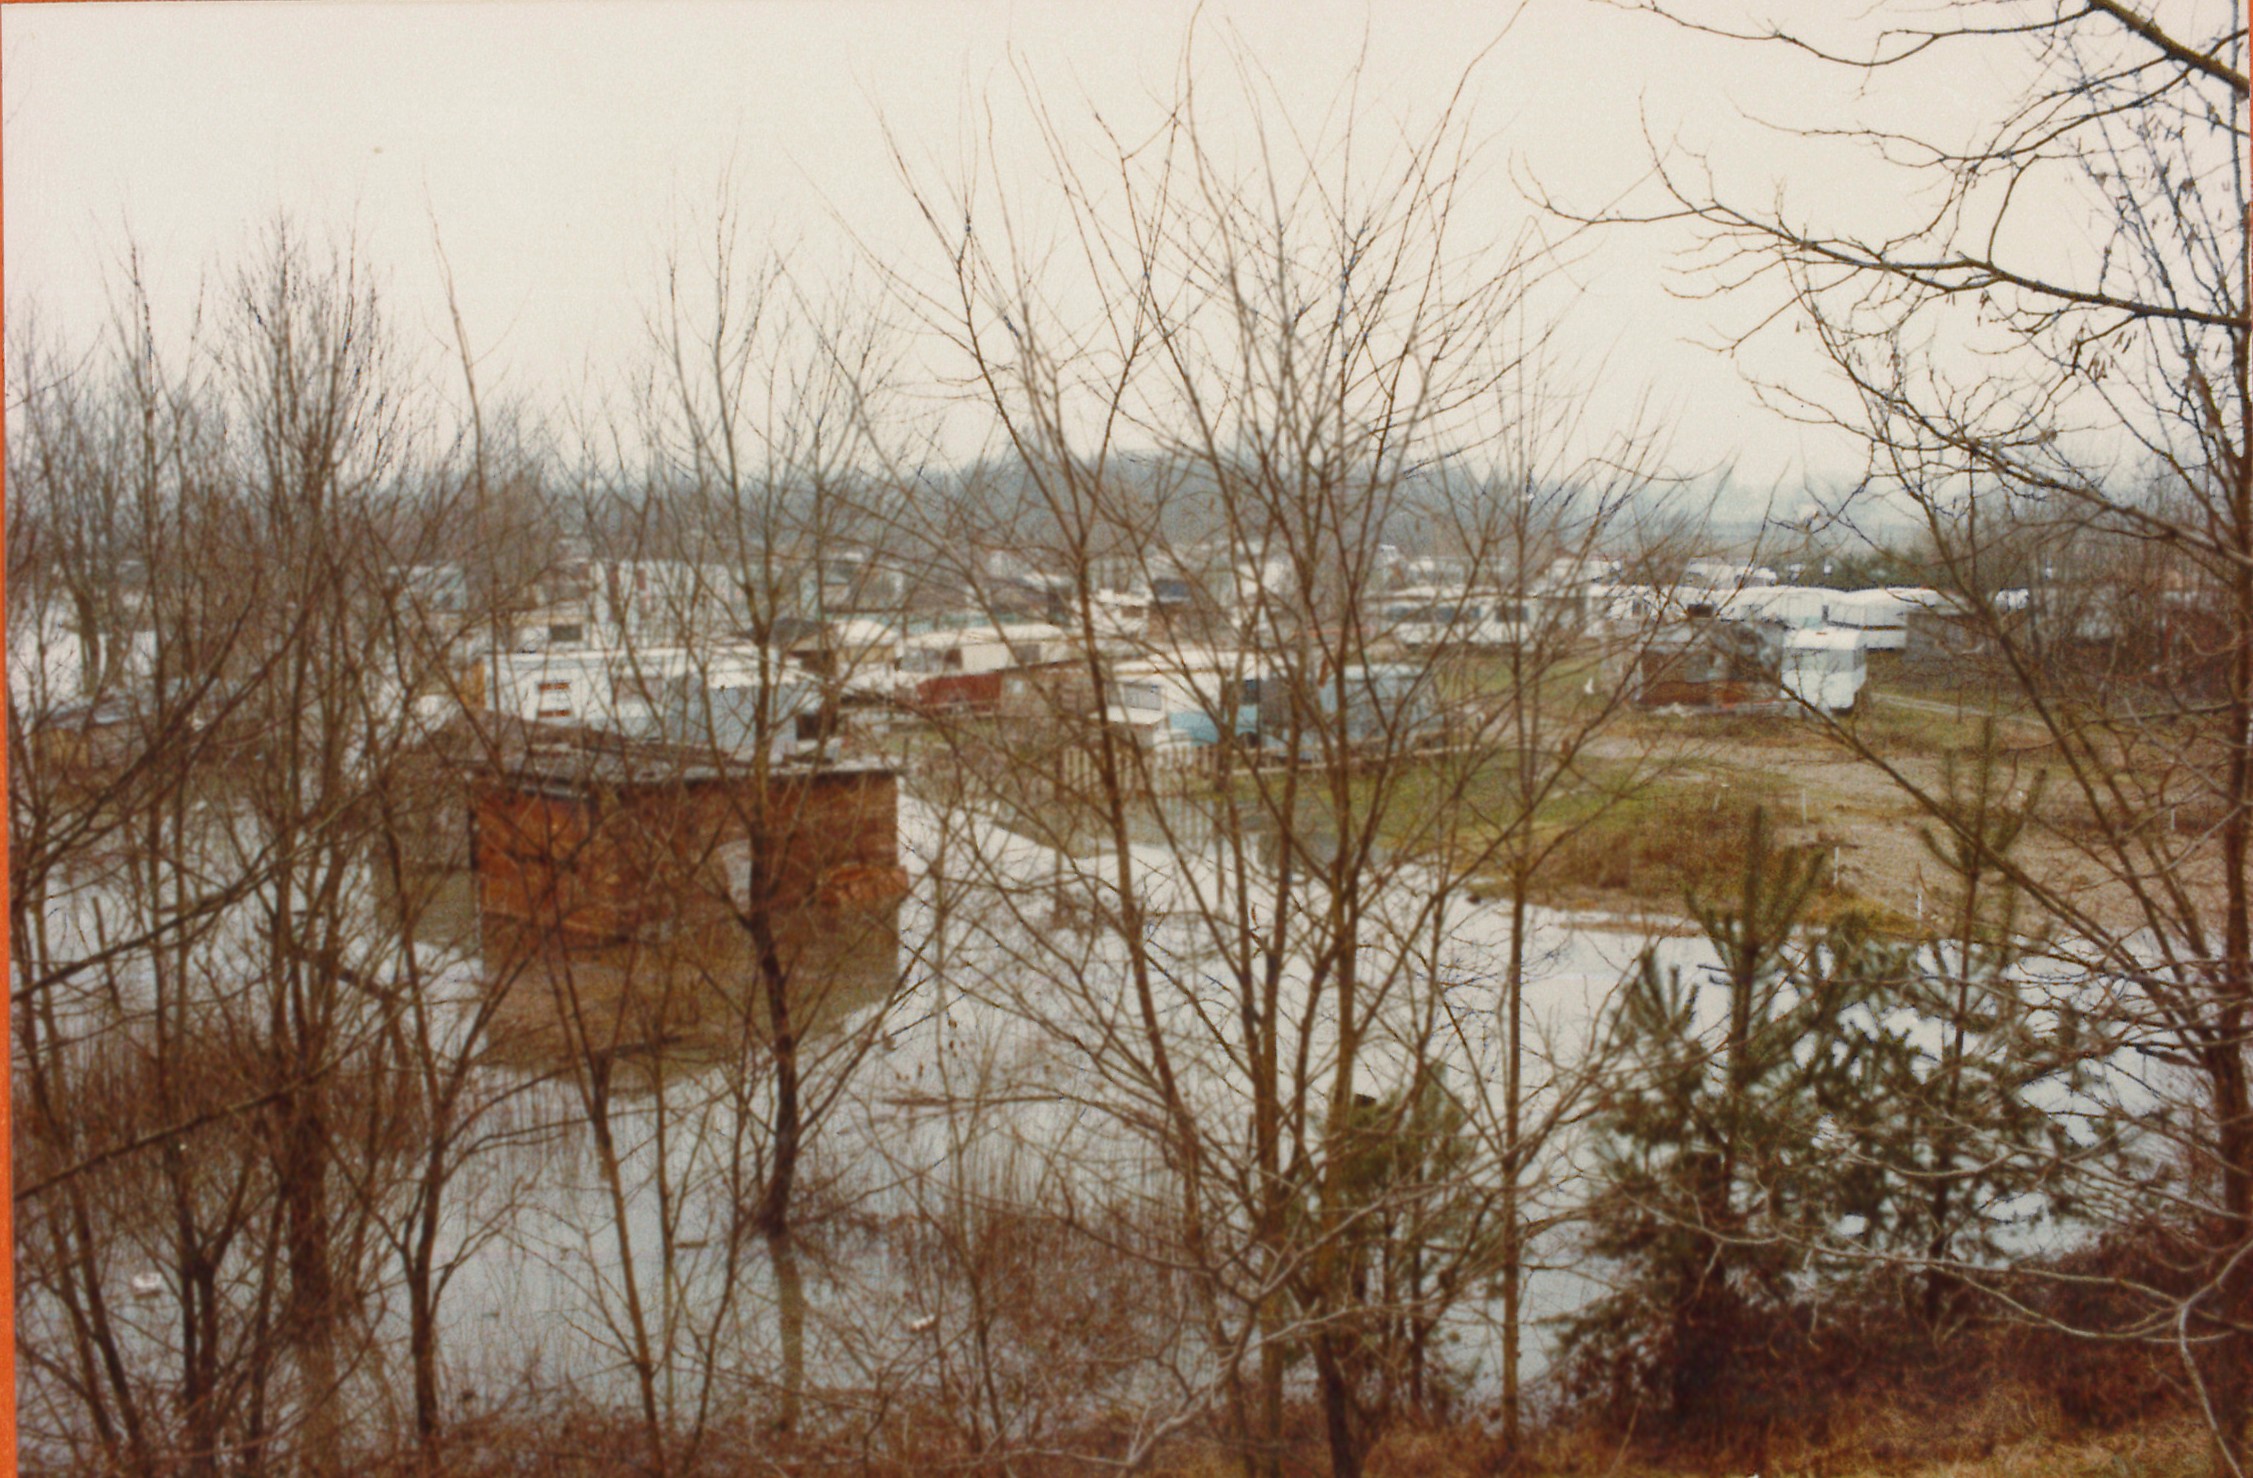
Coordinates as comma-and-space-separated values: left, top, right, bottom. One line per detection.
392, 793, 1724, 1407
40, 781, 2079, 1444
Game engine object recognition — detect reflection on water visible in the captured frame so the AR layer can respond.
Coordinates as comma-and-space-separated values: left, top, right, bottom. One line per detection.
405, 805, 1700, 1411
375, 855, 481, 955
29, 785, 1701, 1444
471, 899, 906, 1071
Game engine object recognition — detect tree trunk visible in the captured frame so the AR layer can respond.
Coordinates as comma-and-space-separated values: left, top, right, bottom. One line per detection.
2207, 1041, 2253, 1476
1313, 1332, 1365, 1478
1253, 1309, 1286, 1478
755, 906, 807, 1433
408, 1207, 442, 1463
2218, 423, 2253, 1477
1500, 883, 1529, 1453
279, 1097, 341, 1478
767, 1226, 807, 1433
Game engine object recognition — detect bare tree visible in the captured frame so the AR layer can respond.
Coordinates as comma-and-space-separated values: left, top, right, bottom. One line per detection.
619, 222, 921, 1445
881, 46, 1684, 1476
8, 223, 481, 1474
438, 208, 937, 1471
1423, 413, 1690, 1449
1559, 2, 2253, 1468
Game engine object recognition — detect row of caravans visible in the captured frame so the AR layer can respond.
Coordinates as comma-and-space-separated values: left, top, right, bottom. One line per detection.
1379, 587, 1539, 650
893, 622, 1073, 710
1592, 582, 1951, 652
1619, 583, 2010, 716
479, 646, 829, 758
1633, 619, 1871, 717
480, 621, 1084, 744
1733, 587, 1926, 650
484, 630, 1442, 760
1103, 656, 1442, 755
480, 576, 1960, 741
1707, 587, 1888, 714
1702, 584, 2015, 652
1372, 579, 1889, 716
1721, 586, 1978, 715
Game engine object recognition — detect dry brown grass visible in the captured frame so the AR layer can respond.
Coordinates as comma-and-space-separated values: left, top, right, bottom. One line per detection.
1519, 1421, 2205, 1477
326, 1369, 2207, 1478
1523, 777, 1895, 933
330, 1405, 2209, 1478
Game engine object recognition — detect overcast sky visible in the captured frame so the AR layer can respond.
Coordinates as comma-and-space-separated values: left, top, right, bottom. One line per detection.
1, 1, 2106, 498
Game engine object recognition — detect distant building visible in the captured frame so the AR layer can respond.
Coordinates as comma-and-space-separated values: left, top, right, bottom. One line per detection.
1632, 619, 1788, 712
895, 622, 1075, 713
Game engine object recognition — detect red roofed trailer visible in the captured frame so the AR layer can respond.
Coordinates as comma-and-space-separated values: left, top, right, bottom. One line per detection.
895, 623, 1072, 714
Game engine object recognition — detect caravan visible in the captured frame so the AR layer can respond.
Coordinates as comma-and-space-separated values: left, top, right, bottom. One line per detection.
1781, 628, 1868, 715
1104, 654, 1263, 749
896, 622, 1070, 711
1824, 588, 1940, 651
1261, 663, 1446, 756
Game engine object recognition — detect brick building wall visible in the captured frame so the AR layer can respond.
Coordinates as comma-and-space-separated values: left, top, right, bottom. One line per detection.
469, 756, 906, 1046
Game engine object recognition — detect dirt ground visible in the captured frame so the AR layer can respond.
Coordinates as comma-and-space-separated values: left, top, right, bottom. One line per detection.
1585, 683, 2229, 938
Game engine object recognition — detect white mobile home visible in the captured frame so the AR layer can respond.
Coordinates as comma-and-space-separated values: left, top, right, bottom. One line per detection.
491, 645, 778, 731
1781, 627, 1867, 714
488, 645, 823, 756
1825, 588, 1940, 651
492, 649, 657, 727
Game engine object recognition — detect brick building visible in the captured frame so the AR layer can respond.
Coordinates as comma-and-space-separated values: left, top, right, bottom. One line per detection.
466, 718, 907, 1046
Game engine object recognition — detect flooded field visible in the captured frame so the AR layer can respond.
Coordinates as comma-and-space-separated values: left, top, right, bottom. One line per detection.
17, 782, 1719, 1444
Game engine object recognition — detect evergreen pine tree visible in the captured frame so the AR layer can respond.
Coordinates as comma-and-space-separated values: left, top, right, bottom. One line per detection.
1563, 807, 1888, 1447
1566, 762, 2095, 1453
1861, 722, 2088, 1331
